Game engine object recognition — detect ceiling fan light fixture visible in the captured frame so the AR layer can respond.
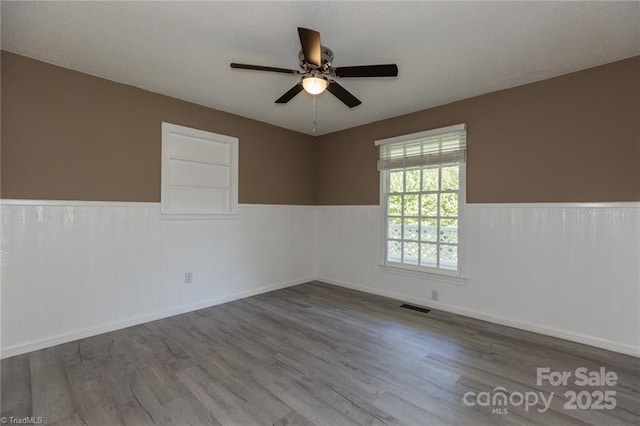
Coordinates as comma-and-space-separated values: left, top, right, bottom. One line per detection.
302, 76, 328, 95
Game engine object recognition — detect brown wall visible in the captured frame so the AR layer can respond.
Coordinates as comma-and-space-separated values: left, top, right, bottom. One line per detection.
316, 56, 640, 204
3, 51, 639, 205
1, 51, 316, 204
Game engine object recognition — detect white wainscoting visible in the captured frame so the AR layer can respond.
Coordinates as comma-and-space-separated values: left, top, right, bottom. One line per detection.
0, 201, 315, 358
314, 204, 640, 357
2, 201, 639, 358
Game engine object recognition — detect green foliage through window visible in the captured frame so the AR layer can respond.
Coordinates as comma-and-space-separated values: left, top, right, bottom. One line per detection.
385, 163, 461, 271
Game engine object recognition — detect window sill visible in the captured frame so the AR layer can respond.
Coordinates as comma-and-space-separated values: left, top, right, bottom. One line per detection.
378, 263, 467, 286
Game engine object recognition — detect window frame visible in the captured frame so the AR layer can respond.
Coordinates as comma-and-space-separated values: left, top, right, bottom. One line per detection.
377, 127, 467, 279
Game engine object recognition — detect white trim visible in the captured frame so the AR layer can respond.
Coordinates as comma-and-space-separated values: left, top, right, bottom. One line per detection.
0, 276, 314, 359
378, 263, 467, 285
2, 200, 637, 209
313, 204, 378, 210
240, 203, 315, 209
313, 202, 640, 209
0, 200, 315, 209
6, 273, 634, 358
465, 202, 640, 209
375, 123, 467, 146
328, 202, 640, 209
0, 199, 160, 208
318, 277, 640, 358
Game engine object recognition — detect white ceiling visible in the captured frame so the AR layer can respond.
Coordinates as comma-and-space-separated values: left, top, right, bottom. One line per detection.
2, 1, 639, 136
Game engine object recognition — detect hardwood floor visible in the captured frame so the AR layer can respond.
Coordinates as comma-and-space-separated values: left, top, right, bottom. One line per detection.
1, 281, 639, 425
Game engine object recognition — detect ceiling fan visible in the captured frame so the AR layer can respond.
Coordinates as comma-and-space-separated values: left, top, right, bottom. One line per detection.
230, 27, 398, 108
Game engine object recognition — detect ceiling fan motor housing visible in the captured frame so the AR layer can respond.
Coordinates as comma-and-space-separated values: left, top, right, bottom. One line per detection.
298, 46, 334, 74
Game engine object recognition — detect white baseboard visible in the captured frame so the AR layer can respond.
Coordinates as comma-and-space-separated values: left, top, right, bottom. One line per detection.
0, 277, 313, 359
4, 275, 638, 359
317, 277, 640, 358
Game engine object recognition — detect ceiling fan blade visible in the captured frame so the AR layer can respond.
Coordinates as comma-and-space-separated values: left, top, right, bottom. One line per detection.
327, 81, 361, 108
275, 83, 304, 104
298, 27, 321, 66
334, 64, 398, 78
230, 63, 300, 74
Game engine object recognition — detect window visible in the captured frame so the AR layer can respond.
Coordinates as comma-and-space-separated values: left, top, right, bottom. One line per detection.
377, 124, 466, 276
161, 122, 238, 219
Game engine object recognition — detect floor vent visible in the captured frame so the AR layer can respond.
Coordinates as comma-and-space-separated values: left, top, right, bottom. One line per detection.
400, 304, 431, 314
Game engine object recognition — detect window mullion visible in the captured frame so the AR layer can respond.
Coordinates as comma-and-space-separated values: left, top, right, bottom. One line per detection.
436, 165, 442, 268
400, 170, 406, 263
417, 168, 423, 266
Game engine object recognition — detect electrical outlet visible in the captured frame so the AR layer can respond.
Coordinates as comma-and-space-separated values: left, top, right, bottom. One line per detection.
185, 272, 193, 284
431, 290, 439, 302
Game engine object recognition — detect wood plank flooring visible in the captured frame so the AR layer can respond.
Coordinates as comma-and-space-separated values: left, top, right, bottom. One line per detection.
1, 281, 639, 425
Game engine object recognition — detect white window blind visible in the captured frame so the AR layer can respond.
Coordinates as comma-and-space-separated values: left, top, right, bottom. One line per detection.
376, 123, 467, 170
377, 123, 467, 276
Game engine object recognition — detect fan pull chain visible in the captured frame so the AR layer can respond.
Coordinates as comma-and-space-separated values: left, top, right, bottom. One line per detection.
312, 95, 317, 133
